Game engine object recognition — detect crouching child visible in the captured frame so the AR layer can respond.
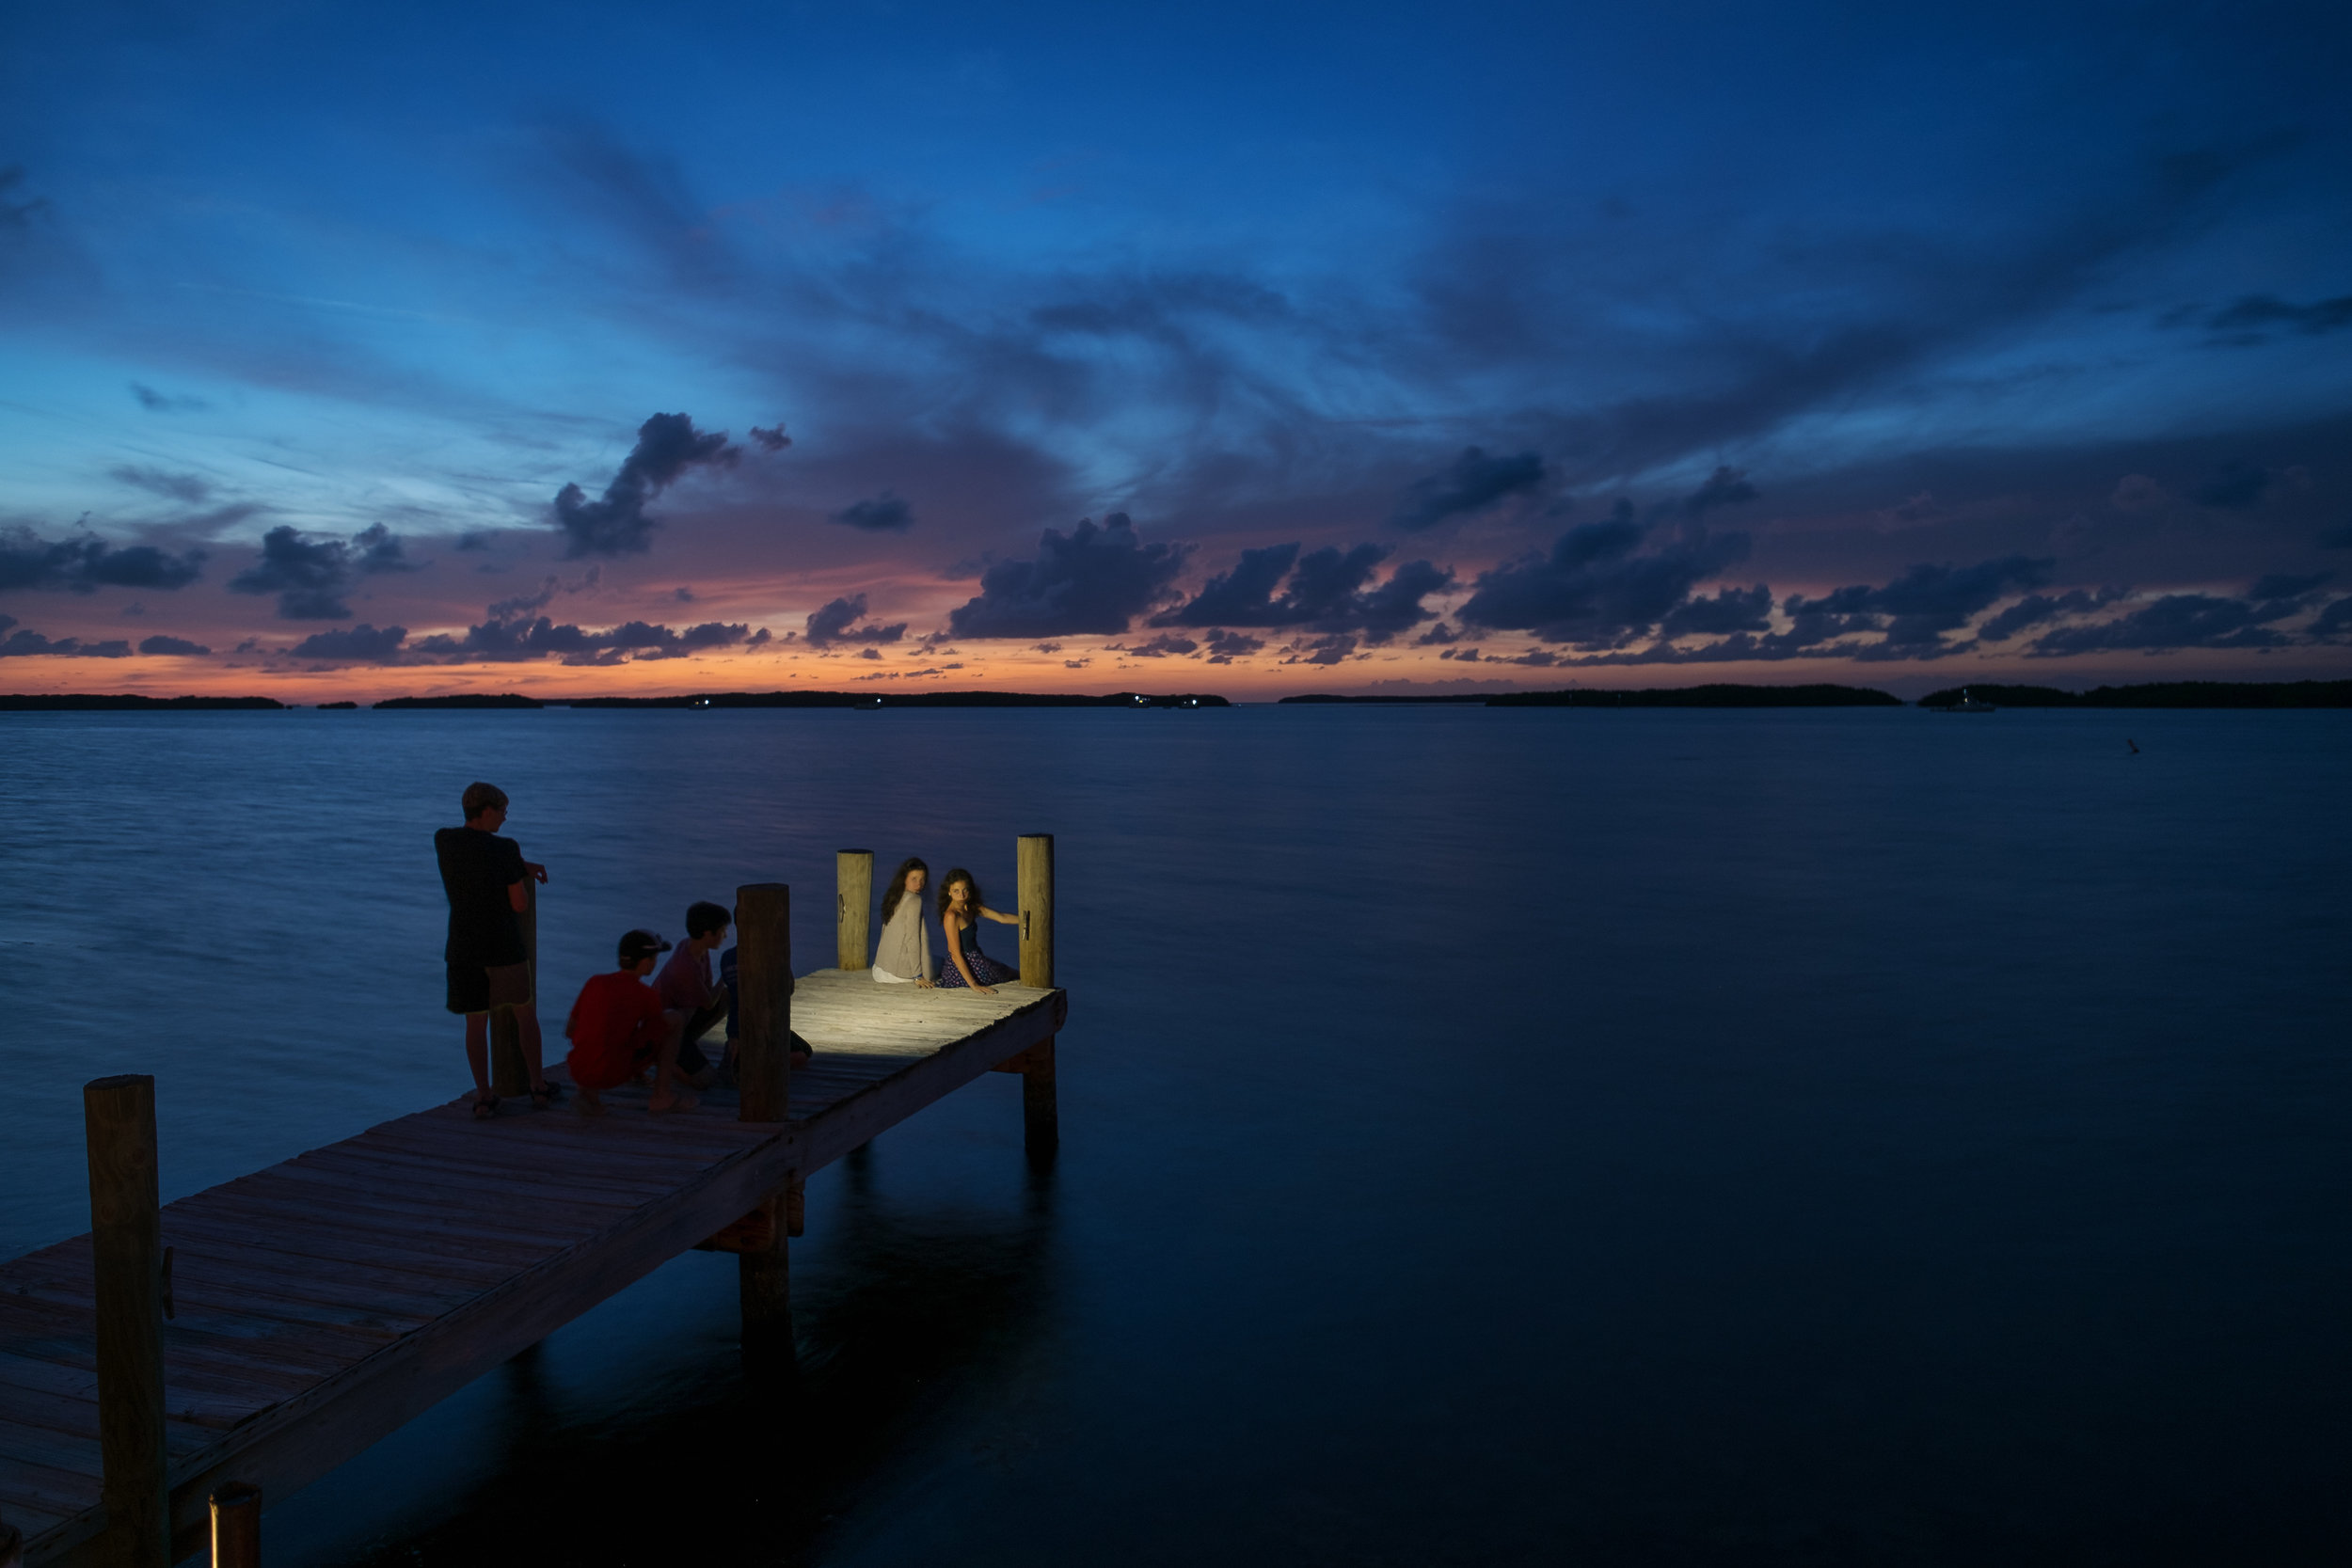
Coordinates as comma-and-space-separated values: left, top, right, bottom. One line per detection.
565, 928, 701, 1117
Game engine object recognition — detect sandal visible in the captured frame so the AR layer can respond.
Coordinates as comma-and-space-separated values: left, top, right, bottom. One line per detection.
471, 1093, 499, 1120
530, 1080, 564, 1108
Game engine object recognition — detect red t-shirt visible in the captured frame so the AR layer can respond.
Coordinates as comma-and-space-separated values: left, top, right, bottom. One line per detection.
565, 971, 670, 1092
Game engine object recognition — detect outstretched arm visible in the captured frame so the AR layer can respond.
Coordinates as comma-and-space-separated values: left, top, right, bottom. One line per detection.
978, 905, 1020, 926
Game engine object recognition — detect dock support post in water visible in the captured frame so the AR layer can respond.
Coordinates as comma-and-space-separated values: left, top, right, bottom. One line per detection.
836, 848, 873, 972
210, 1483, 261, 1568
1017, 833, 1058, 1157
84, 1073, 170, 1568
733, 881, 795, 1367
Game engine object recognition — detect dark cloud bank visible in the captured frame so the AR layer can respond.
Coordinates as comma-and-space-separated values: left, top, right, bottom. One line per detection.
1, 529, 205, 594
552, 412, 740, 558
226, 523, 418, 619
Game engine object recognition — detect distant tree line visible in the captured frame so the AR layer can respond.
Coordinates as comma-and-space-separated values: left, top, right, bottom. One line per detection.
1916, 681, 2352, 708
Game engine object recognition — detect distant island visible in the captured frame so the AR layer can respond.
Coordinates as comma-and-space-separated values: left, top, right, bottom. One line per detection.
1283, 684, 1904, 706
1917, 680, 2352, 708
0, 694, 287, 711
373, 693, 544, 709
563, 689, 1229, 709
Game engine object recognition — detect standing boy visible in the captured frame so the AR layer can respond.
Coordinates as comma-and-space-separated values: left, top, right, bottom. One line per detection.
434, 781, 554, 1117
566, 928, 699, 1116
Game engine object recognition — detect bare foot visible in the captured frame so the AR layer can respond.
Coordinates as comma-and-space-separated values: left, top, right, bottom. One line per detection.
575, 1091, 607, 1117
649, 1090, 701, 1114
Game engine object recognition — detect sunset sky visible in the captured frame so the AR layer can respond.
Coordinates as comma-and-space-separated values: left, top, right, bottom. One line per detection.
3, 0, 2349, 699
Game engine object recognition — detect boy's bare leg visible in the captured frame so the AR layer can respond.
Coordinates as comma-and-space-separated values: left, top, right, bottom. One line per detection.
463, 1013, 493, 1103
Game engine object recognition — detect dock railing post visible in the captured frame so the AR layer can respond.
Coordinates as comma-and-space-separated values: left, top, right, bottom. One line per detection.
1016, 833, 1058, 1157
836, 849, 873, 972
84, 1073, 170, 1568
490, 878, 537, 1097
210, 1483, 261, 1568
734, 882, 793, 1125
733, 882, 794, 1368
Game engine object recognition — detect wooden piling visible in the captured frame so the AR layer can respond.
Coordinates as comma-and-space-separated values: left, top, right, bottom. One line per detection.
84, 1073, 169, 1568
734, 882, 793, 1125
736, 1191, 790, 1370
733, 882, 795, 1362
209, 1483, 261, 1568
3, 1518, 21, 1568
490, 878, 537, 1097
1016, 834, 1058, 1155
836, 849, 874, 971
785, 1177, 806, 1238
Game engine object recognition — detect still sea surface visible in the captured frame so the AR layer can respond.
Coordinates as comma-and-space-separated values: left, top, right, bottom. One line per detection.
2, 705, 2347, 1565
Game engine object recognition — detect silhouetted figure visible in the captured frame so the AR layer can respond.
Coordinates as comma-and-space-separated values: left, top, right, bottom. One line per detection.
2127, 738, 2140, 754
435, 781, 554, 1117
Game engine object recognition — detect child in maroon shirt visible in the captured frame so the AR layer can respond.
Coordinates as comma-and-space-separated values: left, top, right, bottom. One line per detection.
565, 929, 699, 1117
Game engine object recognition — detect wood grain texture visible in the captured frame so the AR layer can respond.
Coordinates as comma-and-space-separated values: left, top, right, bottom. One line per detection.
82, 1074, 169, 1568
4, 971, 1064, 1567
835, 850, 873, 972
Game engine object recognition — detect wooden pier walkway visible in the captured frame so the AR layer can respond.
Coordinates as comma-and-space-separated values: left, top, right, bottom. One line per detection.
0, 843, 1065, 1568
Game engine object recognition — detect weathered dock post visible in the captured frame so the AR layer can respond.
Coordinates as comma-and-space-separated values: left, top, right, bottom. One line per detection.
84, 1073, 170, 1568
733, 882, 794, 1369
490, 878, 538, 1098
210, 1483, 261, 1568
836, 848, 873, 972
1017, 833, 1058, 1156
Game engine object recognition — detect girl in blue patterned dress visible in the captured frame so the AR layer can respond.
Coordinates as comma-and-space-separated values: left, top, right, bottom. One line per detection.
933, 866, 1020, 992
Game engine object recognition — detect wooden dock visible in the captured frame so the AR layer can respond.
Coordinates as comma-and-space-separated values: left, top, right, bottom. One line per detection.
0, 842, 1065, 1568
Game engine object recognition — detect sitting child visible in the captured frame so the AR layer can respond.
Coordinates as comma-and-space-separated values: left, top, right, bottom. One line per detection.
565, 928, 700, 1117
655, 900, 733, 1089
717, 942, 817, 1083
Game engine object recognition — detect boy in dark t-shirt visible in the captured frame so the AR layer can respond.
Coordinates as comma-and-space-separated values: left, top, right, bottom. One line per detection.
434, 781, 553, 1118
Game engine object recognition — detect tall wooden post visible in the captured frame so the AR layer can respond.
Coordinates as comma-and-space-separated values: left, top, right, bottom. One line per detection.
84, 1074, 169, 1568
210, 1483, 261, 1568
1016, 834, 1058, 1156
490, 878, 537, 1097
835, 849, 873, 972
734, 882, 792, 1125
733, 883, 794, 1366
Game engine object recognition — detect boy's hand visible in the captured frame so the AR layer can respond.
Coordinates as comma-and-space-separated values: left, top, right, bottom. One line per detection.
524, 861, 549, 883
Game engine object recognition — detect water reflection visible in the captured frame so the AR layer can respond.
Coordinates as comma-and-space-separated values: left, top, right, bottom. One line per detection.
314, 1143, 1061, 1568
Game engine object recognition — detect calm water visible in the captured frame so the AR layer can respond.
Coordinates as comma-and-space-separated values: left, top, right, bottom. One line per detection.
2, 705, 2347, 1565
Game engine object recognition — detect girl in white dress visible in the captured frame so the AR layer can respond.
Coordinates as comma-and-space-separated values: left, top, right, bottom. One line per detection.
872, 857, 935, 984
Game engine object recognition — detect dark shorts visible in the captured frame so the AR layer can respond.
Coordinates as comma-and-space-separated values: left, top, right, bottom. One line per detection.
447, 960, 532, 1016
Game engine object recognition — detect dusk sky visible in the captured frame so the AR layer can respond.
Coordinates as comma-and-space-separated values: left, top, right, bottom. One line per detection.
3, 0, 2348, 697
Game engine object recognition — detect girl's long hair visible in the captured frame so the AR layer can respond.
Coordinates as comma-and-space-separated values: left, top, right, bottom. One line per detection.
880, 857, 929, 926
937, 867, 980, 921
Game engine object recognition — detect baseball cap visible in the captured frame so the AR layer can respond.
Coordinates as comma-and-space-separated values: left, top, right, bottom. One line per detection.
618, 928, 673, 965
